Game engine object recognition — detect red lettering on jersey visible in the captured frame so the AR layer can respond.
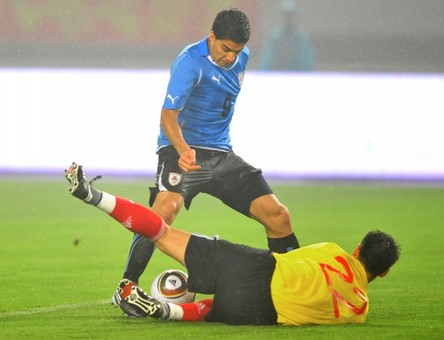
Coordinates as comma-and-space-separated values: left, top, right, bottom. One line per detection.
330, 287, 368, 318
320, 256, 354, 285
319, 256, 368, 318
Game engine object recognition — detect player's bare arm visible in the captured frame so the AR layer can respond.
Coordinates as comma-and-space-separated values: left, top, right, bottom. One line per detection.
160, 108, 201, 173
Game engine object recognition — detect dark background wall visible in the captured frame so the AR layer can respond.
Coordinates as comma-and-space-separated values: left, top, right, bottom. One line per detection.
0, 0, 443, 72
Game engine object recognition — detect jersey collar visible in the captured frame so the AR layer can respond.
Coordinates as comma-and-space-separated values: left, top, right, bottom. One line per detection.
199, 37, 239, 70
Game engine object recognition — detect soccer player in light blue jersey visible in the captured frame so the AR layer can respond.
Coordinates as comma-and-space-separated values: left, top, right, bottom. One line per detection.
157, 20, 249, 152
112, 8, 301, 317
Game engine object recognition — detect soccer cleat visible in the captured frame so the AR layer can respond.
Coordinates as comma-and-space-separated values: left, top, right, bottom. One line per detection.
65, 162, 102, 205
112, 279, 168, 319
111, 286, 123, 308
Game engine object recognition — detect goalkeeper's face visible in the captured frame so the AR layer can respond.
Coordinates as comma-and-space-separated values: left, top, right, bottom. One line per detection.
208, 31, 245, 67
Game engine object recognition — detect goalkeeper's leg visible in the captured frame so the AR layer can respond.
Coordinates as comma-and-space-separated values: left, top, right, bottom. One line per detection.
113, 278, 213, 321
65, 162, 166, 240
173, 299, 214, 321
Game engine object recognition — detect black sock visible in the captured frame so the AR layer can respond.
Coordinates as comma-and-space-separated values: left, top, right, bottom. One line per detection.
268, 233, 300, 253
123, 234, 156, 283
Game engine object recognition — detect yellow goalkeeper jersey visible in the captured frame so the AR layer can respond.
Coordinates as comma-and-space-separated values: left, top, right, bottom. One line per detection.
270, 242, 369, 325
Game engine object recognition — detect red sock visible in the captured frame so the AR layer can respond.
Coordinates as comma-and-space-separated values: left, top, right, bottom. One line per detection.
179, 299, 214, 321
109, 196, 165, 240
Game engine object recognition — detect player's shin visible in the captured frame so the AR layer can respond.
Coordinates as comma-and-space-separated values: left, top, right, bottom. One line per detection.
105, 195, 165, 241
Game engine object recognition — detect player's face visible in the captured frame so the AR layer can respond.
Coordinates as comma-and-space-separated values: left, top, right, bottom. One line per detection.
208, 32, 245, 67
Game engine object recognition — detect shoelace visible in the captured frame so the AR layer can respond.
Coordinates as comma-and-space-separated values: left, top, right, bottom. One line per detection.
89, 175, 102, 186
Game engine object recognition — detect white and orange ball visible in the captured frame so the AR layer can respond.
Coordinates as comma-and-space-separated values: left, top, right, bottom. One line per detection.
150, 269, 196, 304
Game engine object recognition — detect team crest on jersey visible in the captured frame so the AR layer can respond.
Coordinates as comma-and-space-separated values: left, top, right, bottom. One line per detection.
238, 72, 245, 86
168, 172, 182, 186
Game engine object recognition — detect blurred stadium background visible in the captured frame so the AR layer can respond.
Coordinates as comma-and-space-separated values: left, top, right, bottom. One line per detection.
1, 0, 443, 179
1, 0, 443, 72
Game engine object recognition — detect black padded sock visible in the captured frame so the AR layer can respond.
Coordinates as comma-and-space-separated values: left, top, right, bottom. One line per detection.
267, 232, 300, 253
123, 234, 156, 283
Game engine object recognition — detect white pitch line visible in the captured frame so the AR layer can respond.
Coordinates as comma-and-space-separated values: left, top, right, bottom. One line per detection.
0, 300, 109, 318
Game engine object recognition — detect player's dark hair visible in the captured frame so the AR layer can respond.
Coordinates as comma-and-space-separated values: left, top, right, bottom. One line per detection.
358, 230, 401, 276
212, 8, 250, 44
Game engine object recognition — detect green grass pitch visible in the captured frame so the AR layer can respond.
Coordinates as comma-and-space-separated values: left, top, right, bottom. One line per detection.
0, 176, 443, 339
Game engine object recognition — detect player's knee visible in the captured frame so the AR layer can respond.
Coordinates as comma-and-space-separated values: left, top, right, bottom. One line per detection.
152, 201, 180, 224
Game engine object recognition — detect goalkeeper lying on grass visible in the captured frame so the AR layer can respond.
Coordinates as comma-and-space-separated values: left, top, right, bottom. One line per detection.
65, 162, 400, 325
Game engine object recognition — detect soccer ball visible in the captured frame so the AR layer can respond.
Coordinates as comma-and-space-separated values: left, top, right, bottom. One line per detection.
150, 269, 196, 304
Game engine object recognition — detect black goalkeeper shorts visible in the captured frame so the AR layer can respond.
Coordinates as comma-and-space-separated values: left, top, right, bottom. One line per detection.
185, 234, 278, 325
149, 146, 273, 216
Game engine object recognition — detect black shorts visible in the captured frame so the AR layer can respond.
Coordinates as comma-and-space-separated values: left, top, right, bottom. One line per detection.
149, 146, 273, 216
185, 234, 278, 325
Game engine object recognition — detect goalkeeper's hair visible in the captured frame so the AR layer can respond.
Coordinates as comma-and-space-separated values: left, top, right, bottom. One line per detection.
212, 8, 250, 44
358, 230, 401, 276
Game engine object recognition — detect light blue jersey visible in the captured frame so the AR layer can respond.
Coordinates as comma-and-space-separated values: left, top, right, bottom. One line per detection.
157, 37, 249, 152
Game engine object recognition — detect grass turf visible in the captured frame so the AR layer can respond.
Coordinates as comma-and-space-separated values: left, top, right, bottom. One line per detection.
0, 177, 443, 339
